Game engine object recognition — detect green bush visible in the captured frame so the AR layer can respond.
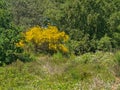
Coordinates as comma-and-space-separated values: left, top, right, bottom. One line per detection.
97, 35, 112, 51
0, 26, 23, 65
17, 52, 36, 62
43, 0, 120, 53
69, 35, 97, 55
0, 0, 23, 65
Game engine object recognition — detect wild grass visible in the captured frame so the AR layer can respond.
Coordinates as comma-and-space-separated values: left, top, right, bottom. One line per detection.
0, 51, 120, 90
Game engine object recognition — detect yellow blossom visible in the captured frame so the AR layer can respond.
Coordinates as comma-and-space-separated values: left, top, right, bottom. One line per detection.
17, 25, 69, 53
16, 40, 24, 47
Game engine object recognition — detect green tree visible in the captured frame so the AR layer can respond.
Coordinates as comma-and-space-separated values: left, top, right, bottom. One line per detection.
6, 0, 120, 54
43, 0, 120, 54
7, 0, 47, 28
0, 0, 22, 65
108, 11, 120, 48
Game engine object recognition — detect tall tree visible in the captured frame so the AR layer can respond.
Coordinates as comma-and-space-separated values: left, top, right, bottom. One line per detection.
43, 0, 120, 53
7, 0, 46, 28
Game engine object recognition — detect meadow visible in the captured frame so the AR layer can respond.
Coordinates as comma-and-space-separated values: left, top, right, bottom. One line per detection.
0, 51, 120, 90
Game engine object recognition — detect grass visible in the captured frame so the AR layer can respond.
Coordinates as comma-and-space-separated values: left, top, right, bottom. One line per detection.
0, 51, 120, 90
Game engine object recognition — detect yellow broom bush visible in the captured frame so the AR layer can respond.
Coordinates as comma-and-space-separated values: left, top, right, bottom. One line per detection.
17, 25, 69, 54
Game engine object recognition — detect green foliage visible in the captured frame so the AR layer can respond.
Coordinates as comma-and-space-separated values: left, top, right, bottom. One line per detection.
43, 0, 120, 54
115, 51, 120, 66
113, 51, 120, 77
108, 11, 120, 48
0, 52, 117, 89
53, 51, 63, 60
0, 1, 23, 65
17, 52, 36, 62
69, 35, 97, 55
0, 1, 120, 89
5, 0, 120, 54
0, 9, 12, 29
7, 0, 46, 28
0, 27, 23, 65
97, 35, 112, 51
0, 0, 7, 9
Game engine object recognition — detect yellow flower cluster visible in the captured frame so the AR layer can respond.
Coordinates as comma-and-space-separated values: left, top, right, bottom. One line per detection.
18, 25, 69, 53
16, 40, 24, 47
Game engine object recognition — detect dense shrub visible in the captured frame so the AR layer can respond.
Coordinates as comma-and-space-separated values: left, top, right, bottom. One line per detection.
43, 0, 120, 54
0, 0, 23, 65
97, 35, 112, 51
0, 27, 23, 65
17, 25, 69, 54
7, 0, 120, 54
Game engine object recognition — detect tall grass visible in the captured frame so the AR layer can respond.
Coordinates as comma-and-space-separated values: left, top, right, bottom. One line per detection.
0, 51, 119, 89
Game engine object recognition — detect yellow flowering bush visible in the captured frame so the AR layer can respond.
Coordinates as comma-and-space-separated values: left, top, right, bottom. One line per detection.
17, 25, 69, 54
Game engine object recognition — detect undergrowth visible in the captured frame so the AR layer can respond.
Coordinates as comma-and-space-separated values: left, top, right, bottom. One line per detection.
0, 51, 119, 90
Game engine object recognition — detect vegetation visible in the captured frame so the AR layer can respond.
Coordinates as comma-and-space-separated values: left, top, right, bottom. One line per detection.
0, 0, 23, 65
0, 52, 119, 89
6, 0, 120, 54
0, 0, 120, 89
17, 25, 69, 54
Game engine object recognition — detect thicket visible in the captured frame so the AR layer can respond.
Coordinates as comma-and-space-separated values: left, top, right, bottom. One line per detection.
43, 0, 120, 54
7, 0, 120, 55
0, 0, 23, 65
0, 0, 120, 64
